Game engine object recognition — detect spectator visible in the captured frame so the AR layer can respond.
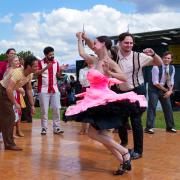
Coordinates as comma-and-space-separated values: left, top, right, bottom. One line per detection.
36, 46, 65, 135
145, 51, 176, 133
0, 55, 37, 151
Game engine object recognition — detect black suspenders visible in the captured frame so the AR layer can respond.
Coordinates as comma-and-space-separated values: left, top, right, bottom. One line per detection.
132, 52, 141, 88
117, 51, 141, 89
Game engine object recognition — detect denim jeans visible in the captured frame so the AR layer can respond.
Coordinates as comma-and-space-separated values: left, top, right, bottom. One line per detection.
146, 88, 175, 129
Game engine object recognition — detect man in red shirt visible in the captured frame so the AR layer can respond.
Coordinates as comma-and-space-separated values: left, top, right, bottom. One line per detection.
36, 47, 65, 135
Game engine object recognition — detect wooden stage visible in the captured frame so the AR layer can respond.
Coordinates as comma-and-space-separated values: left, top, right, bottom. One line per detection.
0, 120, 179, 180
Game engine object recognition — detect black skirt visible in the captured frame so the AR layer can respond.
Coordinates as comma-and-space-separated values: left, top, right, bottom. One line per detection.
63, 100, 146, 130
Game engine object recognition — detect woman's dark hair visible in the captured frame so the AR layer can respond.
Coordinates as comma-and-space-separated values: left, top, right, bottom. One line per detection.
110, 45, 119, 61
96, 36, 112, 50
6, 48, 16, 55
24, 55, 38, 69
118, 32, 135, 43
43, 46, 54, 55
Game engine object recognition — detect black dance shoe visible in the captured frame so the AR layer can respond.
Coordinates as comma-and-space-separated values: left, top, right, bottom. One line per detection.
122, 152, 132, 171
113, 152, 132, 176
113, 164, 124, 175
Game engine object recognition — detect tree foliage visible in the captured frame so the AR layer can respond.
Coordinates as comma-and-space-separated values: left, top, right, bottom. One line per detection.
0, 50, 34, 61
17, 51, 33, 59
0, 53, 6, 61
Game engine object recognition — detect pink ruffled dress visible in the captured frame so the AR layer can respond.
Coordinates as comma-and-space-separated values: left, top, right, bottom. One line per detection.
64, 69, 147, 130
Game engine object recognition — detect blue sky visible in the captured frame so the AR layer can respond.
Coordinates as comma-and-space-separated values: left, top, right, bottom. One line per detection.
0, 0, 135, 39
0, 0, 135, 14
0, 0, 180, 64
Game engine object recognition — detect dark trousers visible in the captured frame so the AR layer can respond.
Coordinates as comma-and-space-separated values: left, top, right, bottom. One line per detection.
0, 84, 16, 148
117, 84, 146, 154
146, 88, 175, 130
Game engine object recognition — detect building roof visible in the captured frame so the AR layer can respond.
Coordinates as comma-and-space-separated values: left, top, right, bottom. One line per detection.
110, 28, 180, 46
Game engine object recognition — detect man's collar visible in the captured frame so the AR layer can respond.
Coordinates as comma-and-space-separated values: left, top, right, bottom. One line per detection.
118, 50, 133, 60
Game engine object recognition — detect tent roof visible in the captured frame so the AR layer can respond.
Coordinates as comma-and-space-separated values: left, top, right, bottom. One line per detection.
110, 28, 180, 46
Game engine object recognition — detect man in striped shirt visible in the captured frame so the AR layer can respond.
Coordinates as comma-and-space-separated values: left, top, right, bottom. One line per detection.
36, 46, 64, 135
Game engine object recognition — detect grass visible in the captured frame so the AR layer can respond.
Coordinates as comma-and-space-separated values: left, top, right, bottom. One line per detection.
33, 107, 180, 130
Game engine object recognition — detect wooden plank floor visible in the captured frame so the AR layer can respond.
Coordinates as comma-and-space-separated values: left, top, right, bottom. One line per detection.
0, 120, 179, 180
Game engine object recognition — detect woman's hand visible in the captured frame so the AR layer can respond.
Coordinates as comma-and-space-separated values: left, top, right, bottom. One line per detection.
76, 32, 83, 40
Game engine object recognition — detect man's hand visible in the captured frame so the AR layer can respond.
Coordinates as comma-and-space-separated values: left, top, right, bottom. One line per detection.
46, 62, 53, 69
163, 90, 173, 98
61, 64, 69, 71
143, 48, 155, 57
31, 105, 36, 115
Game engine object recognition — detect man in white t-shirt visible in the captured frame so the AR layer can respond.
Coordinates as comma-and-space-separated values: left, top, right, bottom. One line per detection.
114, 32, 162, 159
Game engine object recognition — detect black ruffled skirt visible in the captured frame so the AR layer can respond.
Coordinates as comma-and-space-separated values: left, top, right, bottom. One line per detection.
63, 100, 146, 130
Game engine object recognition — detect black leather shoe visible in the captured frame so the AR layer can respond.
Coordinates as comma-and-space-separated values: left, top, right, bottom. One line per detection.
130, 151, 142, 160
5, 145, 23, 151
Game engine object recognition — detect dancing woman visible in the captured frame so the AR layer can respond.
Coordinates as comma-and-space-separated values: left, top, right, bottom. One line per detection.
64, 32, 147, 175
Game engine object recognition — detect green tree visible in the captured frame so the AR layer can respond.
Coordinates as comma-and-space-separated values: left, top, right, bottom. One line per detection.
0, 53, 6, 61
17, 51, 33, 59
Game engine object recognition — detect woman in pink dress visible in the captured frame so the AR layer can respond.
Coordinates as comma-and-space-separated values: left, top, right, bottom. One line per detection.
64, 32, 147, 175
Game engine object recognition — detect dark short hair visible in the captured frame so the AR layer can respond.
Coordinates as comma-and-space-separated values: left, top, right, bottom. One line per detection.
24, 55, 38, 69
43, 46, 54, 55
6, 48, 16, 55
118, 32, 135, 43
96, 36, 112, 50
162, 51, 173, 59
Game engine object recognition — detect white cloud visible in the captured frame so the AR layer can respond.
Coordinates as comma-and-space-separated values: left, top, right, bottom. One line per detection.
0, 5, 180, 64
14, 13, 41, 39
0, 13, 13, 24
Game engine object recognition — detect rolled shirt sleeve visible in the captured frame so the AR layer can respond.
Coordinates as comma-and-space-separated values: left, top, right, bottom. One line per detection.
140, 53, 153, 67
152, 66, 159, 85
171, 66, 175, 86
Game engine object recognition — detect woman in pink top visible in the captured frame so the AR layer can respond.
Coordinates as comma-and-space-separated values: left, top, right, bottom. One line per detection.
64, 32, 147, 176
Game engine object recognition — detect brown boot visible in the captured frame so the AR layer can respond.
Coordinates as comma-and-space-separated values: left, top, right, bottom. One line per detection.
5, 145, 23, 151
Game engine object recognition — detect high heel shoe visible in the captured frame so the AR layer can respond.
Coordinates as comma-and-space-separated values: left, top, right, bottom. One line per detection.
122, 152, 132, 171
113, 164, 124, 175
113, 152, 132, 176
